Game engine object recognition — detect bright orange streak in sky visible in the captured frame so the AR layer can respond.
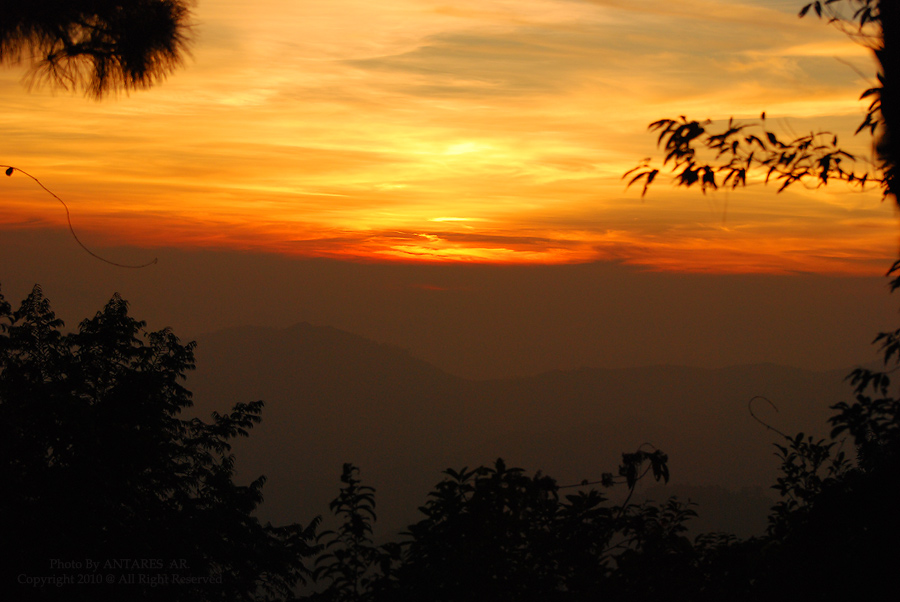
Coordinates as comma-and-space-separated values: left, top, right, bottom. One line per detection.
0, 0, 895, 273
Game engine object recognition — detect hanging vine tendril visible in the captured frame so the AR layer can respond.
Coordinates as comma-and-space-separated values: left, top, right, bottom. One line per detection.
748, 395, 788, 439
3, 165, 157, 269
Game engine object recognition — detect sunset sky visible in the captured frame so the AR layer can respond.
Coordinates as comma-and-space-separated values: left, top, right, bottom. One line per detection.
1, 0, 894, 273
2, 0, 898, 381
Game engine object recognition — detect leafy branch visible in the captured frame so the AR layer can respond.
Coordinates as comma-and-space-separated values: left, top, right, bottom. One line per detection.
624, 115, 877, 197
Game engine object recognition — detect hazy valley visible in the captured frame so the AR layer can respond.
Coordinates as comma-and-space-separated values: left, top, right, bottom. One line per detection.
186, 322, 855, 538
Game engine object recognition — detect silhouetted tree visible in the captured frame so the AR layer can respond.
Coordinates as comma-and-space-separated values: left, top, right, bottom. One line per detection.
396, 460, 566, 602
309, 451, 691, 602
751, 357, 900, 600
309, 464, 384, 602
626, 1, 897, 203
0, 285, 318, 601
0, 0, 194, 97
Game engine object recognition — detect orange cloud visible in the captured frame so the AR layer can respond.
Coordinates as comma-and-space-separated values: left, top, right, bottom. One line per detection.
0, 0, 894, 275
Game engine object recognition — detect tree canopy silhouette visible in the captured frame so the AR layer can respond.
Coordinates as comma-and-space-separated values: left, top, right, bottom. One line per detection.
626, 1, 897, 203
0, 0, 194, 97
0, 285, 318, 601
307, 453, 705, 602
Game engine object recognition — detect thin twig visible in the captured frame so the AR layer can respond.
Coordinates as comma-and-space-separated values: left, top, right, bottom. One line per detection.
3, 165, 157, 268
748, 395, 788, 439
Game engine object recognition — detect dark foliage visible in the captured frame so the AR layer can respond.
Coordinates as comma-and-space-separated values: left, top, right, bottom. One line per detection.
626, 0, 897, 202
0, 0, 194, 97
0, 285, 318, 601
309, 452, 711, 602
308, 464, 384, 602
624, 115, 868, 197
747, 355, 900, 600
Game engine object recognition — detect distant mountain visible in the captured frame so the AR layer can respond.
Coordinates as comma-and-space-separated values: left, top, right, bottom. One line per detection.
185, 322, 856, 538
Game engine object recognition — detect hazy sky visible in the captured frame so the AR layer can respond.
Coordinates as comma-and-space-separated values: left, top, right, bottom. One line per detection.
1, 0, 897, 377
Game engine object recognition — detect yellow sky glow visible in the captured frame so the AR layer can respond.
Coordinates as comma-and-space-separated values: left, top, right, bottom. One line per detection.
0, 0, 894, 273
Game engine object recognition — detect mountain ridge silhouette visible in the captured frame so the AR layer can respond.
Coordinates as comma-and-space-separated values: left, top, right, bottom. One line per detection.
186, 321, 857, 537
